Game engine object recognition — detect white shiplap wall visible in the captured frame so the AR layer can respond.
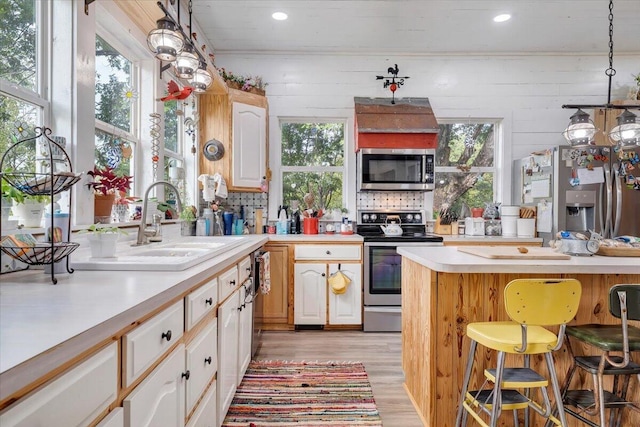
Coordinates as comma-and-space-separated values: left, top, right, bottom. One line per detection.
213, 52, 639, 210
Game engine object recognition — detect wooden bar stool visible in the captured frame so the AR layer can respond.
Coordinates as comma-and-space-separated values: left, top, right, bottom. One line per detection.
455, 278, 582, 427
559, 284, 640, 427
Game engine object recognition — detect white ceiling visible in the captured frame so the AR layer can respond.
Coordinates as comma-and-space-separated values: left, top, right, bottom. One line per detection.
191, 0, 640, 56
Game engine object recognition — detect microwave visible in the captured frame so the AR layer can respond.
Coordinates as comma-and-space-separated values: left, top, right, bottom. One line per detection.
357, 148, 435, 191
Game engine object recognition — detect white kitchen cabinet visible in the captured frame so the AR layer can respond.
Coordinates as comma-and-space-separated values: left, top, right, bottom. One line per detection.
328, 263, 362, 325
185, 277, 218, 330
237, 282, 253, 384
217, 288, 239, 426
293, 244, 363, 327
0, 342, 118, 427
123, 344, 186, 427
96, 408, 123, 427
218, 265, 239, 304
199, 89, 268, 192
185, 381, 216, 427
185, 319, 217, 415
294, 263, 327, 325
237, 255, 252, 284
123, 300, 184, 387
232, 102, 267, 189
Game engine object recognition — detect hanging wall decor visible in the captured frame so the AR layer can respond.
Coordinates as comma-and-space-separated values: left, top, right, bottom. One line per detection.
376, 64, 410, 104
149, 113, 161, 180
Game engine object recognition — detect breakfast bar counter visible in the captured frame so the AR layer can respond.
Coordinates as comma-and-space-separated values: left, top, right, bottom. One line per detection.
397, 246, 640, 427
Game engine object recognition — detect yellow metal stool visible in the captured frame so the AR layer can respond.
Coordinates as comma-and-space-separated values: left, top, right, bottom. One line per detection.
559, 284, 640, 427
455, 278, 582, 427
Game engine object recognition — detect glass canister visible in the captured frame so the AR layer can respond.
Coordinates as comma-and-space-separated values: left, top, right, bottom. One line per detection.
485, 219, 502, 236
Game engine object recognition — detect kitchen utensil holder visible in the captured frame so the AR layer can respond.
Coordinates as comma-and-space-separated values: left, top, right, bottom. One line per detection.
434, 218, 452, 235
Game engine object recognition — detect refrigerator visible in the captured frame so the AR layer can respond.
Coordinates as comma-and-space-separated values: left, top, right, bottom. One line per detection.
513, 145, 640, 245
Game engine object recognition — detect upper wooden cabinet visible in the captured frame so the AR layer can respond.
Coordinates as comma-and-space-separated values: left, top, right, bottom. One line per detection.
199, 89, 268, 192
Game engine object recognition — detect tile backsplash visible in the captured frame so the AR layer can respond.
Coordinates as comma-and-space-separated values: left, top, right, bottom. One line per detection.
356, 191, 430, 212
200, 192, 268, 233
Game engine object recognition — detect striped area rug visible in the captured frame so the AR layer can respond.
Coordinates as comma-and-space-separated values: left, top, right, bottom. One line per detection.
222, 360, 383, 426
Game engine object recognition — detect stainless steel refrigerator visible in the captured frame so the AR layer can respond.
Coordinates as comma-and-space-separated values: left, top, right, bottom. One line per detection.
513, 145, 640, 244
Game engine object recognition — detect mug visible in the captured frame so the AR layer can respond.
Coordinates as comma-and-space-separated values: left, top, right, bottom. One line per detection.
234, 219, 245, 235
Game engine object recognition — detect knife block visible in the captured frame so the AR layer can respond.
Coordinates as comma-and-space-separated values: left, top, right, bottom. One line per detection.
434, 218, 452, 235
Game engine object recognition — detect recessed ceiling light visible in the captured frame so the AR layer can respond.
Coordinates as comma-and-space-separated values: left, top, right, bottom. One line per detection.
272, 11, 288, 21
493, 14, 511, 23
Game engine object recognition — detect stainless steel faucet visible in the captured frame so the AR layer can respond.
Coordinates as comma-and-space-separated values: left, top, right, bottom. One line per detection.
136, 181, 183, 245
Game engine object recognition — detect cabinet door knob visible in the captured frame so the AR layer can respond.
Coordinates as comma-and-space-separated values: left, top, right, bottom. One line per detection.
205, 297, 213, 306
204, 356, 212, 365
161, 330, 172, 341
321, 273, 326, 277
182, 370, 190, 380
326, 250, 331, 255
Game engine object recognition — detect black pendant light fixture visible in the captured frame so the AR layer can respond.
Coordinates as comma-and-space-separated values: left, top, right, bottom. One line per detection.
562, 0, 640, 148
146, 0, 213, 91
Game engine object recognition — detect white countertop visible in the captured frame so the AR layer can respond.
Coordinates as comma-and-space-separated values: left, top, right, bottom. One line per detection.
398, 246, 640, 274
0, 235, 268, 402
265, 233, 363, 242
441, 235, 543, 244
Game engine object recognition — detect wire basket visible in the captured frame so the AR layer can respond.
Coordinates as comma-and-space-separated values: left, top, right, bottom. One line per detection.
0, 242, 80, 265
2, 172, 81, 196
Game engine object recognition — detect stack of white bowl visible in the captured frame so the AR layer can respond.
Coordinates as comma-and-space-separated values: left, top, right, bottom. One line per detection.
500, 205, 520, 237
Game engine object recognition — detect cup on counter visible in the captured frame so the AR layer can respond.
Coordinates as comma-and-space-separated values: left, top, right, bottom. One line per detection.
303, 217, 319, 234
267, 225, 276, 234
223, 212, 234, 235
517, 218, 536, 238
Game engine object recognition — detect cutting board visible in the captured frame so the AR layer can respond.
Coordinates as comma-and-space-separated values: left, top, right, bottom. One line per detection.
457, 246, 571, 260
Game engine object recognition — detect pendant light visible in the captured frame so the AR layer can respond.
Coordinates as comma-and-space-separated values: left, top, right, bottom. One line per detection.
190, 62, 213, 93
609, 110, 640, 147
562, 109, 597, 147
174, 44, 199, 79
147, 17, 184, 62
561, 0, 640, 147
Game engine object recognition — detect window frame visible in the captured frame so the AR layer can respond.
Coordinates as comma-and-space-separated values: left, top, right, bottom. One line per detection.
276, 117, 349, 217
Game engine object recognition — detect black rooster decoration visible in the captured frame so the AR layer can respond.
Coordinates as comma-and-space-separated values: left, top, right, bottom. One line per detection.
376, 64, 410, 104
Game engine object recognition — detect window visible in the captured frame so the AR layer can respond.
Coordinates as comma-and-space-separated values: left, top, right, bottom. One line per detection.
94, 34, 137, 191
280, 120, 346, 211
0, 0, 47, 159
434, 121, 497, 216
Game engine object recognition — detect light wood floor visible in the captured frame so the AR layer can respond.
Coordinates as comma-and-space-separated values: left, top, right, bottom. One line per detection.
254, 330, 424, 427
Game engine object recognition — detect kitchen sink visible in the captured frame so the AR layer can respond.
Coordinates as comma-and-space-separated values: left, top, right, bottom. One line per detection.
71, 236, 249, 271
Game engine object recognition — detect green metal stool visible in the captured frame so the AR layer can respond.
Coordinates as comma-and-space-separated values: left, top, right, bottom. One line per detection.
560, 284, 640, 427
455, 278, 582, 427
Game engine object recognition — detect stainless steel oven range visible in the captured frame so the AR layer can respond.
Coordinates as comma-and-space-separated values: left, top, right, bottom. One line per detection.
357, 210, 443, 332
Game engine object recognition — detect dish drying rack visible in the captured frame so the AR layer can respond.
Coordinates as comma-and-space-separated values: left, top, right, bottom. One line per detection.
0, 126, 81, 284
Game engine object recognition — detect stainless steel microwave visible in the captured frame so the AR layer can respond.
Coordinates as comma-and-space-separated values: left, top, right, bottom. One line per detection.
357, 148, 435, 191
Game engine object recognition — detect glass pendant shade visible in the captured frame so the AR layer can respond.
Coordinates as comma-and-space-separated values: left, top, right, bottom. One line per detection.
562, 109, 597, 147
190, 66, 213, 93
609, 110, 640, 147
147, 17, 184, 62
174, 44, 199, 79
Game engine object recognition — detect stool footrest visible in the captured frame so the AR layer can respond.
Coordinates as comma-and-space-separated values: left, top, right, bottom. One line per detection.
485, 367, 548, 388
466, 389, 530, 410
564, 389, 631, 409
575, 355, 640, 375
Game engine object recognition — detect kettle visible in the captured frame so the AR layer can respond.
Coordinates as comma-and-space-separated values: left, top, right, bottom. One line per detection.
380, 215, 403, 236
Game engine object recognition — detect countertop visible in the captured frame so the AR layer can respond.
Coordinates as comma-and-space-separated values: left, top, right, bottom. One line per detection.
397, 246, 640, 274
0, 235, 267, 402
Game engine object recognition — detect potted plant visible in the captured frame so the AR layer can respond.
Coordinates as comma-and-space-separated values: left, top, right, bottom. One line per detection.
179, 205, 197, 236
1, 178, 22, 223
80, 223, 127, 258
87, 166, 132, 223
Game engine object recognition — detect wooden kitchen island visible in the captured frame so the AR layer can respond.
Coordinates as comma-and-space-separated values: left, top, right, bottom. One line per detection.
397, 246, 640, 427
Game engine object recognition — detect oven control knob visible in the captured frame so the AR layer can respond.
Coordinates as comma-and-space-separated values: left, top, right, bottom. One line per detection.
415, 213, 421, 222
370, 214, 377, 221
406, 214, 413, 222
362, 214, 369, 221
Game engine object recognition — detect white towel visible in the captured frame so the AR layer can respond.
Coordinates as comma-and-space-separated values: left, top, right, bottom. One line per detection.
198, 174, 217, 201
259, 252, 271, 295
214, 173, 228, 199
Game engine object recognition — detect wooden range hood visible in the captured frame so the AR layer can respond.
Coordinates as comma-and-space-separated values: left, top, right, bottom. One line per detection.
354, 97, 439, 151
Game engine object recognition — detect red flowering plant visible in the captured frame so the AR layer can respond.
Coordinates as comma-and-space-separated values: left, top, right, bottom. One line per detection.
87, 166, 132, 196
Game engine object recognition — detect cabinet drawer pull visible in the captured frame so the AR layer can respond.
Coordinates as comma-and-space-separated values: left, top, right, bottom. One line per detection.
326, 250, 331, 255
230, 280, 236, 286
161, 330, 172, 341
205, 297, 213, 306
182, 370, 190, 380
204, 356, 212, 365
